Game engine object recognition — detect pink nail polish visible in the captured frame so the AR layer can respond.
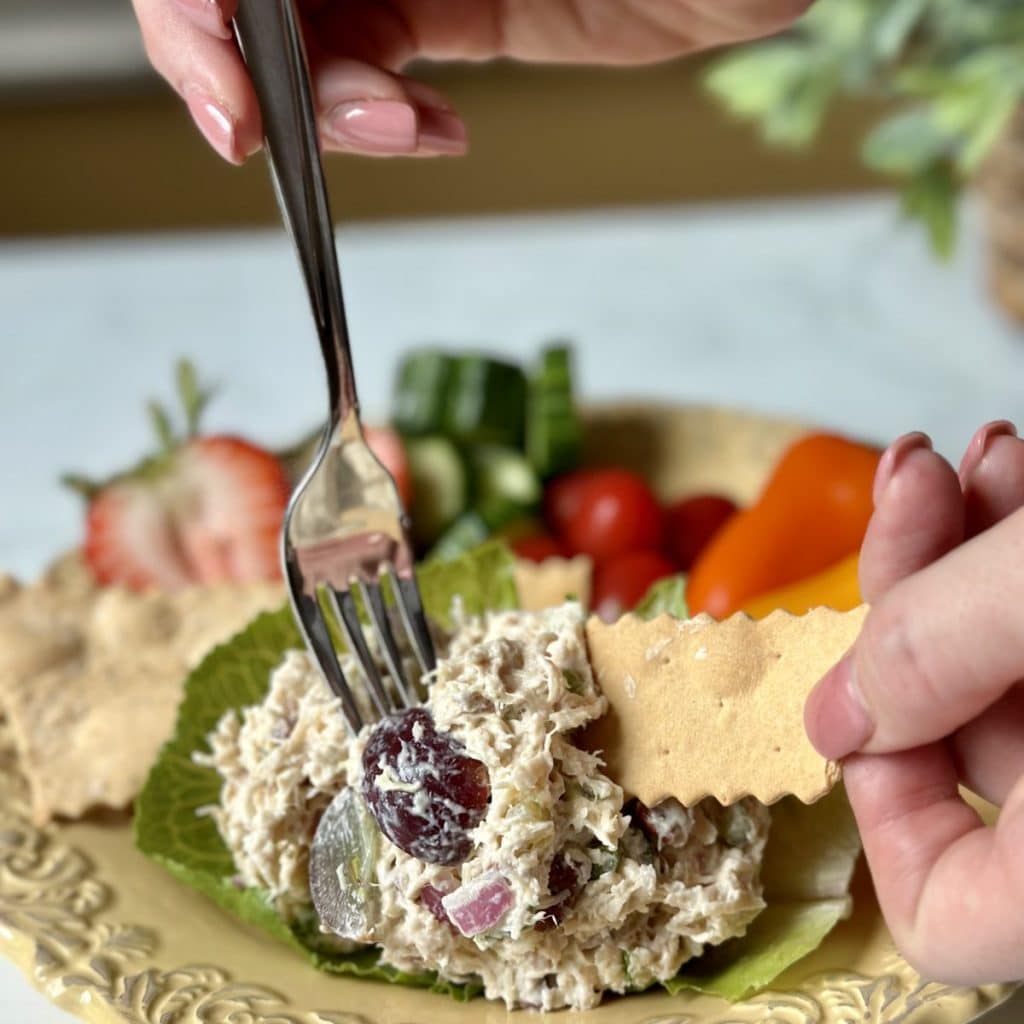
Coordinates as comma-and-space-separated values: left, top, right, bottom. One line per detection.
417, 108, 469, 155
324, 100, 418, 154
184, 89, 240, 164
872, 431, 933, 506
174, 0, 231, 39
804, 655, 874, 760
958, 420, 1018, 483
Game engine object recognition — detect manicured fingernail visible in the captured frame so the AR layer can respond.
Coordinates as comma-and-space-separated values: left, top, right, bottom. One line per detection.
184, 88, 241, 163
324, 100, 418, 153
174, 0, 231, 39
805, 655, 874, 760
958, 420, 1018, 482
417, 108, 468, 155
873, 431, 933, 506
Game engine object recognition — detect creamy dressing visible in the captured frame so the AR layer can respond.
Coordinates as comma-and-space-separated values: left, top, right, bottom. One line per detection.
200, 603, 770, 1010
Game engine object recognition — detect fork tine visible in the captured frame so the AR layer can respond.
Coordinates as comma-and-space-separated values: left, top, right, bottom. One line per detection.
393, 573, 437, 676
359, 579, 418, 709
328, 586, 396, 720
291, 590, 365, 735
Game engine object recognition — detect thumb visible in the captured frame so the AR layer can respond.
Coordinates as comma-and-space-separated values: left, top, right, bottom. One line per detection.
806, 507, 1024, 759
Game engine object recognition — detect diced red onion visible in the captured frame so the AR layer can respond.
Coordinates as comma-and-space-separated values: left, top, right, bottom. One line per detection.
441, 871, 515, 937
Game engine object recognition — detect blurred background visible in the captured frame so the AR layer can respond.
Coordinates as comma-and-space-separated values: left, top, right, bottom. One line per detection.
3, 0, 885, 234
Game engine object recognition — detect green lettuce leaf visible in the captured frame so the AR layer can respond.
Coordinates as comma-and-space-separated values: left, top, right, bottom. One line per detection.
134, 541, 518, 997
135, 539, 858, 1004
634, 574, 689, 620
670, 787, 861, 1000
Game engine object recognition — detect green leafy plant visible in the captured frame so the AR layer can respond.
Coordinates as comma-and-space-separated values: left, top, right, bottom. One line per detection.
706, 0, 1024, 255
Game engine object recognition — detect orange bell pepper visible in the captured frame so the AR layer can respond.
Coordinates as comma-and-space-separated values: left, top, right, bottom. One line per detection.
687, 433, 879, 618
741, 552, 862, 619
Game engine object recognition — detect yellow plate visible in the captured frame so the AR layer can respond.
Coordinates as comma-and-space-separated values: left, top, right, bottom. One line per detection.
0, 403, 1015, 1024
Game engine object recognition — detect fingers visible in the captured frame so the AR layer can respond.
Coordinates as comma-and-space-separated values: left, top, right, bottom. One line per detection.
311, 56, 467, 156
171, 0, 235, 39
805, 433, 964, 755
132, 0, 261, 163
305, 2, 466, 156
133, 0, 466, 160
843, 749, 1024, 983
950, 684, 1024, 806
959, 421, 1024, 537
807, 509, 1024, 759
858, 432, 965, 604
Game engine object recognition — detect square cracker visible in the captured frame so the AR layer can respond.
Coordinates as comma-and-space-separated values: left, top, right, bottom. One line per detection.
582, 605, 868, 807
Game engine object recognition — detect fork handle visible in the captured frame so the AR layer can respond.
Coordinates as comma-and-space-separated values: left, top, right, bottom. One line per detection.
233, 0, 357, 427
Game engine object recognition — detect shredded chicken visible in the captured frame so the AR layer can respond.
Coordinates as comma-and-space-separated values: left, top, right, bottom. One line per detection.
201, 603, 770, 1010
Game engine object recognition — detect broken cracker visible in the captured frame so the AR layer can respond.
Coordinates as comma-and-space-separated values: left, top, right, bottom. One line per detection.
514, 555, 592, 612
0, 562, 283, 824
582, 605, 867, 807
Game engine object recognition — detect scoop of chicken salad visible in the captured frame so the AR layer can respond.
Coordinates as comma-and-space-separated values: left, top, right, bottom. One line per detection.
198, 601, 774, 1011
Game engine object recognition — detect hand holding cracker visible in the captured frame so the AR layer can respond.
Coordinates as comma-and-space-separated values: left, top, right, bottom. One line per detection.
583, 605, 867, 807
804, 426, 1024, 988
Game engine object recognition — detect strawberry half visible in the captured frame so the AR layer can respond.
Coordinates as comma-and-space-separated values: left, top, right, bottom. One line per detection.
69, 363, 290, 592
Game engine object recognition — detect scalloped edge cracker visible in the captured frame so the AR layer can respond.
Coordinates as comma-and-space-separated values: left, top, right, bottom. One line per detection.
582, 605, 868, 807
0, 566, 283, 824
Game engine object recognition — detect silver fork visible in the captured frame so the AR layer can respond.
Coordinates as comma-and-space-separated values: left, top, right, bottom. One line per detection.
233, 0, 436, 736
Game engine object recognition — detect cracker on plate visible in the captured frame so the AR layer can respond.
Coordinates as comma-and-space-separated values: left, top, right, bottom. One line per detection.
0, 557, 282, 824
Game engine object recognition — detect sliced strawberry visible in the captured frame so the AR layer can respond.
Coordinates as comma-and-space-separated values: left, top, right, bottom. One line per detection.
71, 361, 291, 592
83, 484, 192, 590
175, 436, 289, 585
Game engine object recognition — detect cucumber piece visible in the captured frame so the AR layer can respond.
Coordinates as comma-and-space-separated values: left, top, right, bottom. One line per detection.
392, 351, 454, 436
443, 356, 527, 449
471, 446, 542, 512
429, 502, 528, 562
526, 344, 582, 479
405, 436, 468, 547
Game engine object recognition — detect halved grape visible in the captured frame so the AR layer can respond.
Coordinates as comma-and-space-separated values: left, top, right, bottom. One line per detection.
309, 787, 380, 940
361, 707, 490, 866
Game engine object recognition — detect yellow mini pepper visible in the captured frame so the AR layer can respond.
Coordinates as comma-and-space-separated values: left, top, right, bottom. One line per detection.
741, 552, 861, 620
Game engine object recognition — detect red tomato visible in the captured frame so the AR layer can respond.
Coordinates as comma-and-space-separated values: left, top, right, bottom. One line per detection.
365, 426, 412, 506
665, 494, 738, 571
511, 532, 566, 563
592, 550, 676, 623
544, 469, 664, 561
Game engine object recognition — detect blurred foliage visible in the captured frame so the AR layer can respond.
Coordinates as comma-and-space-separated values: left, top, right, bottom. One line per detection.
706, 0, 1024, 256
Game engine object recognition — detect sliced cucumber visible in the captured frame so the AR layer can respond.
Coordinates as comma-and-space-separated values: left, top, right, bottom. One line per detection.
405, 436, 468, 548
392, 351, 454, 436
526, 344, 582, 479
443, 356, 527, 449
471, 446, 542, 513
429, 501, 528, 562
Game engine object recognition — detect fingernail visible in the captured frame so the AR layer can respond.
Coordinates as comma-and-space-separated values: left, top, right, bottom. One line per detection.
417, 108, 469, 155
324, 100, 418, 154
804, 655, 874, 760
873, 431, 933, 506
173, 0, 231, 39
184, 88, 241, 163
958, 420, 1018, 482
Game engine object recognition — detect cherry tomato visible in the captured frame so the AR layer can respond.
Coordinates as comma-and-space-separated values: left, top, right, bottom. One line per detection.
365, 426, 412, 506
511, 532, 566, 563
544, 469, 664, 562
592, 550, 676, 623
664, 494, 738, 571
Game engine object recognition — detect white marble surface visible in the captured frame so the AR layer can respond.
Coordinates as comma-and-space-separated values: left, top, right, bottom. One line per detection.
1, 196, 1023, 1021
